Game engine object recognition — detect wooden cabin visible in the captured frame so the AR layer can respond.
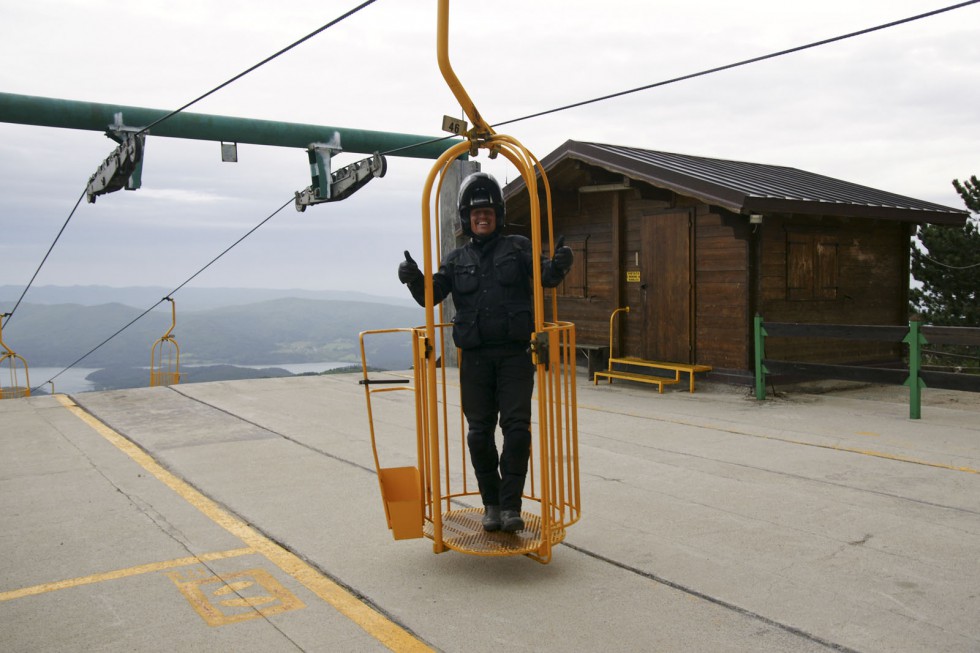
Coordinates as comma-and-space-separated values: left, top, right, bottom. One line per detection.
502, 140, 969, 383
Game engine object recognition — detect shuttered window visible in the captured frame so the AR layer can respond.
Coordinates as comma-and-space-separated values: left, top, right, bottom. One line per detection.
787, 233, 838, 300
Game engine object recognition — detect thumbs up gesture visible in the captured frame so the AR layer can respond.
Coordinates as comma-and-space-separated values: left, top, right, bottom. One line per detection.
551, 236, 573, 273
398, 250, 422, 284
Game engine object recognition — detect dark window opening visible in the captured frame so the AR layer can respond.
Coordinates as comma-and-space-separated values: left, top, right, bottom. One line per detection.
559, 240, 588, 298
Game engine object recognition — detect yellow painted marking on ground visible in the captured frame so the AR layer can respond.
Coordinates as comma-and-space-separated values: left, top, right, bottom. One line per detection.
168, 567, 305, 627
856, 431, 880, 437
579, 402, 979, 475
55, 395, 432, 652
0, 547, 254, 603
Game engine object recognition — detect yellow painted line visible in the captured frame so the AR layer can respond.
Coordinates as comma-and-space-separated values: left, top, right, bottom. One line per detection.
579, 402, 979, 475
55, 395, 432, 653
0, 547, 254, 602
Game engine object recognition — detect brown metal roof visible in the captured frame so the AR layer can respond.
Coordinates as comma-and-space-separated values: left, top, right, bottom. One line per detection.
503, 140, 968, 225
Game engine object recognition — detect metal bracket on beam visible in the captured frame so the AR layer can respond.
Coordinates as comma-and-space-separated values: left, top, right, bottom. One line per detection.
294, 151, 387, 212
86, 113, 146, 203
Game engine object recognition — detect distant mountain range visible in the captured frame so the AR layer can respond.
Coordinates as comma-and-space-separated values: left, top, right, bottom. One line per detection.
0, 284, 417, 311
0, 289, 427, 389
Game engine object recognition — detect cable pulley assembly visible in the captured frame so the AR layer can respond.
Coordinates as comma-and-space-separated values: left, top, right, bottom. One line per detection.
294, 146, 387, 211
85, 115, 146, 203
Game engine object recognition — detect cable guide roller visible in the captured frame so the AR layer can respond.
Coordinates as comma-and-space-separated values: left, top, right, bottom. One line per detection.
86, 113, 146, 203
294, 138, 387, 211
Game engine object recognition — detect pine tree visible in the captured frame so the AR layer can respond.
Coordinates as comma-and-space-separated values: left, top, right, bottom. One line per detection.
910, 176, 980, 327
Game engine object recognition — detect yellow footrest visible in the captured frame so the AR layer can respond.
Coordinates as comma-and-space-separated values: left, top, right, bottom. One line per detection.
593, 370, 680, 393
378, 466, 423, 540
423, 508, 565, 557
601, 357, 712, 392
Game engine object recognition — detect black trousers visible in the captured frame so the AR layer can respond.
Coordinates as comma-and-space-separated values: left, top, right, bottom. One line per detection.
459, 348, 535, 512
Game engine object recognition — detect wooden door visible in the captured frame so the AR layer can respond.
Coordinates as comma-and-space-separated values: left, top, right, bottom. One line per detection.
641, 211, 693, 362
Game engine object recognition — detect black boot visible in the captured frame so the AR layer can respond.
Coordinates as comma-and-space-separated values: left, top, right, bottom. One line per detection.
482, 505, 502, 532
500, 510, 524, 533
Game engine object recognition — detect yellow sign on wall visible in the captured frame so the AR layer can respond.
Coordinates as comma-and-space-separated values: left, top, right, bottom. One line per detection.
626, 271, 641, 283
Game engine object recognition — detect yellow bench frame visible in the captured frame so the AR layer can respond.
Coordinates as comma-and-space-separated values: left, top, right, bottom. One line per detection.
593, 308, 712, 393
594, 357, 711, 393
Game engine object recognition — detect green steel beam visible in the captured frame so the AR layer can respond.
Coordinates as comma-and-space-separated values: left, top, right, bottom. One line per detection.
0, 92, 459, 159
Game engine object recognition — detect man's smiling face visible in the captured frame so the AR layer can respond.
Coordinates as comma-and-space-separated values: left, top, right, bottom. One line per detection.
470, 207, 496, 237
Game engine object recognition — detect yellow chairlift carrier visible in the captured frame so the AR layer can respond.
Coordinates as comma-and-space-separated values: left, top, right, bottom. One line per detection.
0, 314, 30, 399
359, 0, 580, 563
150, 297, 182, 387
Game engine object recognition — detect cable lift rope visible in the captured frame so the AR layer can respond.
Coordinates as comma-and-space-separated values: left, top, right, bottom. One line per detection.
6, 0, 978, 389
138, 0, 379, 138
2, 0, 380, 329
494, 0, 980, 128
4, 0, 381, 389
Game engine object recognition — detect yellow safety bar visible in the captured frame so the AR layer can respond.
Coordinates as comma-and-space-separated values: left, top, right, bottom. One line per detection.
608, 306, 630, 362
359, 328, 427, 541
0, 314, 31, 399
150, 298, 181, 387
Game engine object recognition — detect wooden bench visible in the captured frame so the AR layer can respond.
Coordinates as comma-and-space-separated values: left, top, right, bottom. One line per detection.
594, 356, 712, 393
560, 343, 609, 380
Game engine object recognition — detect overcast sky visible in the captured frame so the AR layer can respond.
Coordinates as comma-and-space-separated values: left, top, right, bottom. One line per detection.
1, 0, 977, 304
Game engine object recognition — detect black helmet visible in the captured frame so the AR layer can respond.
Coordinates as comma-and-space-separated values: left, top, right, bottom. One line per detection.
458, 172, 505, 237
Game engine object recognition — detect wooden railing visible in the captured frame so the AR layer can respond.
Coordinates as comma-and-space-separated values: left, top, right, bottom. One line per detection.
754, 316, 980, 419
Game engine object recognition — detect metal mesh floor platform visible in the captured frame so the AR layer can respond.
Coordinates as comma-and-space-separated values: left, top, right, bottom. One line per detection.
423, 507, 565, 556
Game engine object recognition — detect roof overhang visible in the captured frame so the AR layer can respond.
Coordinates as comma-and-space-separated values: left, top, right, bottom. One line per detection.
504, 140, 969, 226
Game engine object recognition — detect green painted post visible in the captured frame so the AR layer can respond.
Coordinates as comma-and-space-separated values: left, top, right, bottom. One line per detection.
754, 314, 768, 400
903, 318, 927, 420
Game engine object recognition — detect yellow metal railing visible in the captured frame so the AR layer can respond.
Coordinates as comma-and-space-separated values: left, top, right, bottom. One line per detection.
0, 314, 30, 399
360, 320, 580, 563
607, 306, 630, 364
150, 298, 181, 387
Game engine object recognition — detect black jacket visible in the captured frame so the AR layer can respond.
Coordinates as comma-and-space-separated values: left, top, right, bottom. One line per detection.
407, 234, 568, 351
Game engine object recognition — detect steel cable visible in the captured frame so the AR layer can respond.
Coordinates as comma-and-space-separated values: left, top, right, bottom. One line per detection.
2, 0, 379, 327
31, 197, 295, 392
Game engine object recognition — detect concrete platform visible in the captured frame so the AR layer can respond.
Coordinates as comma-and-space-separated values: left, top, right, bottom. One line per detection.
1, 372, 978, 652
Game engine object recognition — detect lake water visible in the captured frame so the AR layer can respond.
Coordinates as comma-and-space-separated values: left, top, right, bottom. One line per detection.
22, 367, 99, 395
25, 362, 353, 394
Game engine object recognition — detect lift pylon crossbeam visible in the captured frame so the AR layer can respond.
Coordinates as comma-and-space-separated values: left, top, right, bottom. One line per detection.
0, 92, 458, 160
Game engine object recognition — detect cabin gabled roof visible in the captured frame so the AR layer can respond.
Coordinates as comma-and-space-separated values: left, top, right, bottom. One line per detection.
503, 140, 968, 225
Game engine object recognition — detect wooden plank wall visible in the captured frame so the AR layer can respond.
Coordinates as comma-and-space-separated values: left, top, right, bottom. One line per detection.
546, 190, 614, 346
520, 178, 912, 373
759, 216, 909, 363
695, 210, 751, 369
545, 188, 674, 357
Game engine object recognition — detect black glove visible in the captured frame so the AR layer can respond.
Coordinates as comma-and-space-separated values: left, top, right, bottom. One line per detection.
551, 236, 573, 273
398, 250, 422, 284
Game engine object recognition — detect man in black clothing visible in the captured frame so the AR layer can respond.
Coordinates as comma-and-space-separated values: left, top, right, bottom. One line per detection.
398, 172, 573, 533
